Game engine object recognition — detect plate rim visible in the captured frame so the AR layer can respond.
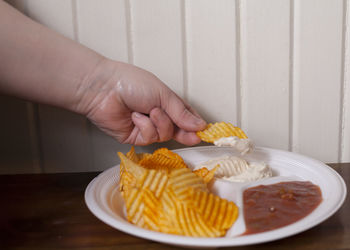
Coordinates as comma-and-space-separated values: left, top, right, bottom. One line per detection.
84, 146, 347, 247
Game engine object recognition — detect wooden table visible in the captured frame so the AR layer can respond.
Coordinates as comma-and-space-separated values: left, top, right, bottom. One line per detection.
0, 163, 349, 250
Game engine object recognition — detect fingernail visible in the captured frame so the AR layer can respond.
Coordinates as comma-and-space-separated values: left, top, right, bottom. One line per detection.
133, 112, 142, 119
194, 116, 206, 127
194, 116, 204, 124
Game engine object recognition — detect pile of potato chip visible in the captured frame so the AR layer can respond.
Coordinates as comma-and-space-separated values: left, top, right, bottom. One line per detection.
118, 147, 239, 237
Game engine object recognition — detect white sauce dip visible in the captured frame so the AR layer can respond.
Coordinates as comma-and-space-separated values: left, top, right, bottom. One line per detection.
197, 155, 272, 183
214, 136, 254, 155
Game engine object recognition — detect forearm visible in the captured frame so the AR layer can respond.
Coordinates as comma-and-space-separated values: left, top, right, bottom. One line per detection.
0, 2, 206, 146
0, 0, 104, 114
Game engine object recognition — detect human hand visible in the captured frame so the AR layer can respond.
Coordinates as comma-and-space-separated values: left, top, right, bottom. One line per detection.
0, 1, 205, 146
76, 59, 207, 146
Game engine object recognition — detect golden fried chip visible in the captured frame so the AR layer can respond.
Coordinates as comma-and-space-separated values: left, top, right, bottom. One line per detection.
119, 151, 144, 200
139, 153, 187, 171
193, 190, 238, 231
118, 152, 147, 179
142, 188, 162, 231
119, 171, 136, 199
153, 148, 184, 161
193, 165, 218, 183
118, 152, 168, 197
117, 146, 239, 237
120, 147, 140, 174
196, 122, 248, 143
159, 188, 223, 237
168, 168, 208, 200
124, 187, 145, 226
125, 187, 163, 231
126, 146, 140, 163
137, 152, 151, 161
124, 175, 168, 227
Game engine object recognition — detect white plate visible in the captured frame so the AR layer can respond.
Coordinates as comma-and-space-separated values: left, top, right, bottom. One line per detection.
85, 146, 347, 247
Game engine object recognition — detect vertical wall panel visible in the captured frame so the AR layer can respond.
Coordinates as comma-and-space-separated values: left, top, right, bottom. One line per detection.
37, 107, 92, 173
76, 0, 129, 61
240, 0, 290, 150
185, 0, 238, 123
76, 0, 130, 170
25, 0, 93, 172
342, 0, 350, 162
3, 0, 350, 174
2, 0, 40, 174
130, 0, 184, 96
26, 0, 75, 39
0, 96, 37, 174
293, 0, 343, 163
128, 0, 187, 152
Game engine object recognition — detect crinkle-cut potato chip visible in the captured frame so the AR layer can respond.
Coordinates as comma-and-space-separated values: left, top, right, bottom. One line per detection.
120, 147, 139, 173
118, 152, 168, 198
119, 171, 136, 199
193, 190, 238, 231
117, 147, 239, 237
142, 188, 162, 231
126, 146, 140, 163
139, 153, 188, 171
137, 152, 151, 161
153, 148, 184, 161
196, 122, 248, 143
123, 146, 151, 164
213, 156, 250, 178
118, 151, 146, 200
159, 188, 223, 237
118, 152, 147, 179
168, 168, 208, 200
193, 166, 218, 183
124, 187, 145, 226
118, 154, 168, 227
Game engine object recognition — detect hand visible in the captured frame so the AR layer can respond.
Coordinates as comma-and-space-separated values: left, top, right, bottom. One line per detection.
0, 1, 206, 146
77, 59, 207, 146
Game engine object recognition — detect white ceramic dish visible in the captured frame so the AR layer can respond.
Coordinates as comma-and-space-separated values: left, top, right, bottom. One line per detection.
85, 146, 347, 247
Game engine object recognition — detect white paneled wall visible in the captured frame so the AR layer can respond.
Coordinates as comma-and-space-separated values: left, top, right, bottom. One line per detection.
24, 0, 94, 173
76, 0, 129, 61
240, 0, 291, 150
1, 0, 350, 174
130, 0, 185, 96
76, 0, 130, 171
292, 0, 344, 163
185, 0, 238, 123
342, 0, 350, 162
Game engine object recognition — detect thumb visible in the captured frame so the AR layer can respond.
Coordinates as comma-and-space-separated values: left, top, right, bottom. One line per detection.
162, 91, 206, 132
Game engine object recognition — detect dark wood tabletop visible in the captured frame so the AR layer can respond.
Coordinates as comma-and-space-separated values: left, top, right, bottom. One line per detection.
0, 163, 349, 250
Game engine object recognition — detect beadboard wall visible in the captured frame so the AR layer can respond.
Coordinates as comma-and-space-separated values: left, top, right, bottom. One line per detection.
1, 0, 350, 174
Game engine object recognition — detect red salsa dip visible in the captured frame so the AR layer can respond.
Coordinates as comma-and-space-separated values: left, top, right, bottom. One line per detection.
243, 181, 322, 235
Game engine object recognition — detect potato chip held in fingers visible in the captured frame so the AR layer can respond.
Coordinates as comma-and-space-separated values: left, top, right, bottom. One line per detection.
196, 122, 248, 143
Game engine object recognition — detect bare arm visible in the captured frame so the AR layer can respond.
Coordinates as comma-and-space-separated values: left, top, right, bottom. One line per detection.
0, 1, 206, 146
0, 0, 102, 112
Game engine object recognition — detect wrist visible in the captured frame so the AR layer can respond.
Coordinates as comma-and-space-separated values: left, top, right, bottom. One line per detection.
73, 58, 121, 117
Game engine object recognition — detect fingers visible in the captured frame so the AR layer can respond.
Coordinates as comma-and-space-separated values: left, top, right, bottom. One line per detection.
130, 109, 175, 145
150, 107, 174, 142
130, 90, 207, 146
173, 127, 202, 146
161, 91, 207, 132
131, 112, 158, 145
